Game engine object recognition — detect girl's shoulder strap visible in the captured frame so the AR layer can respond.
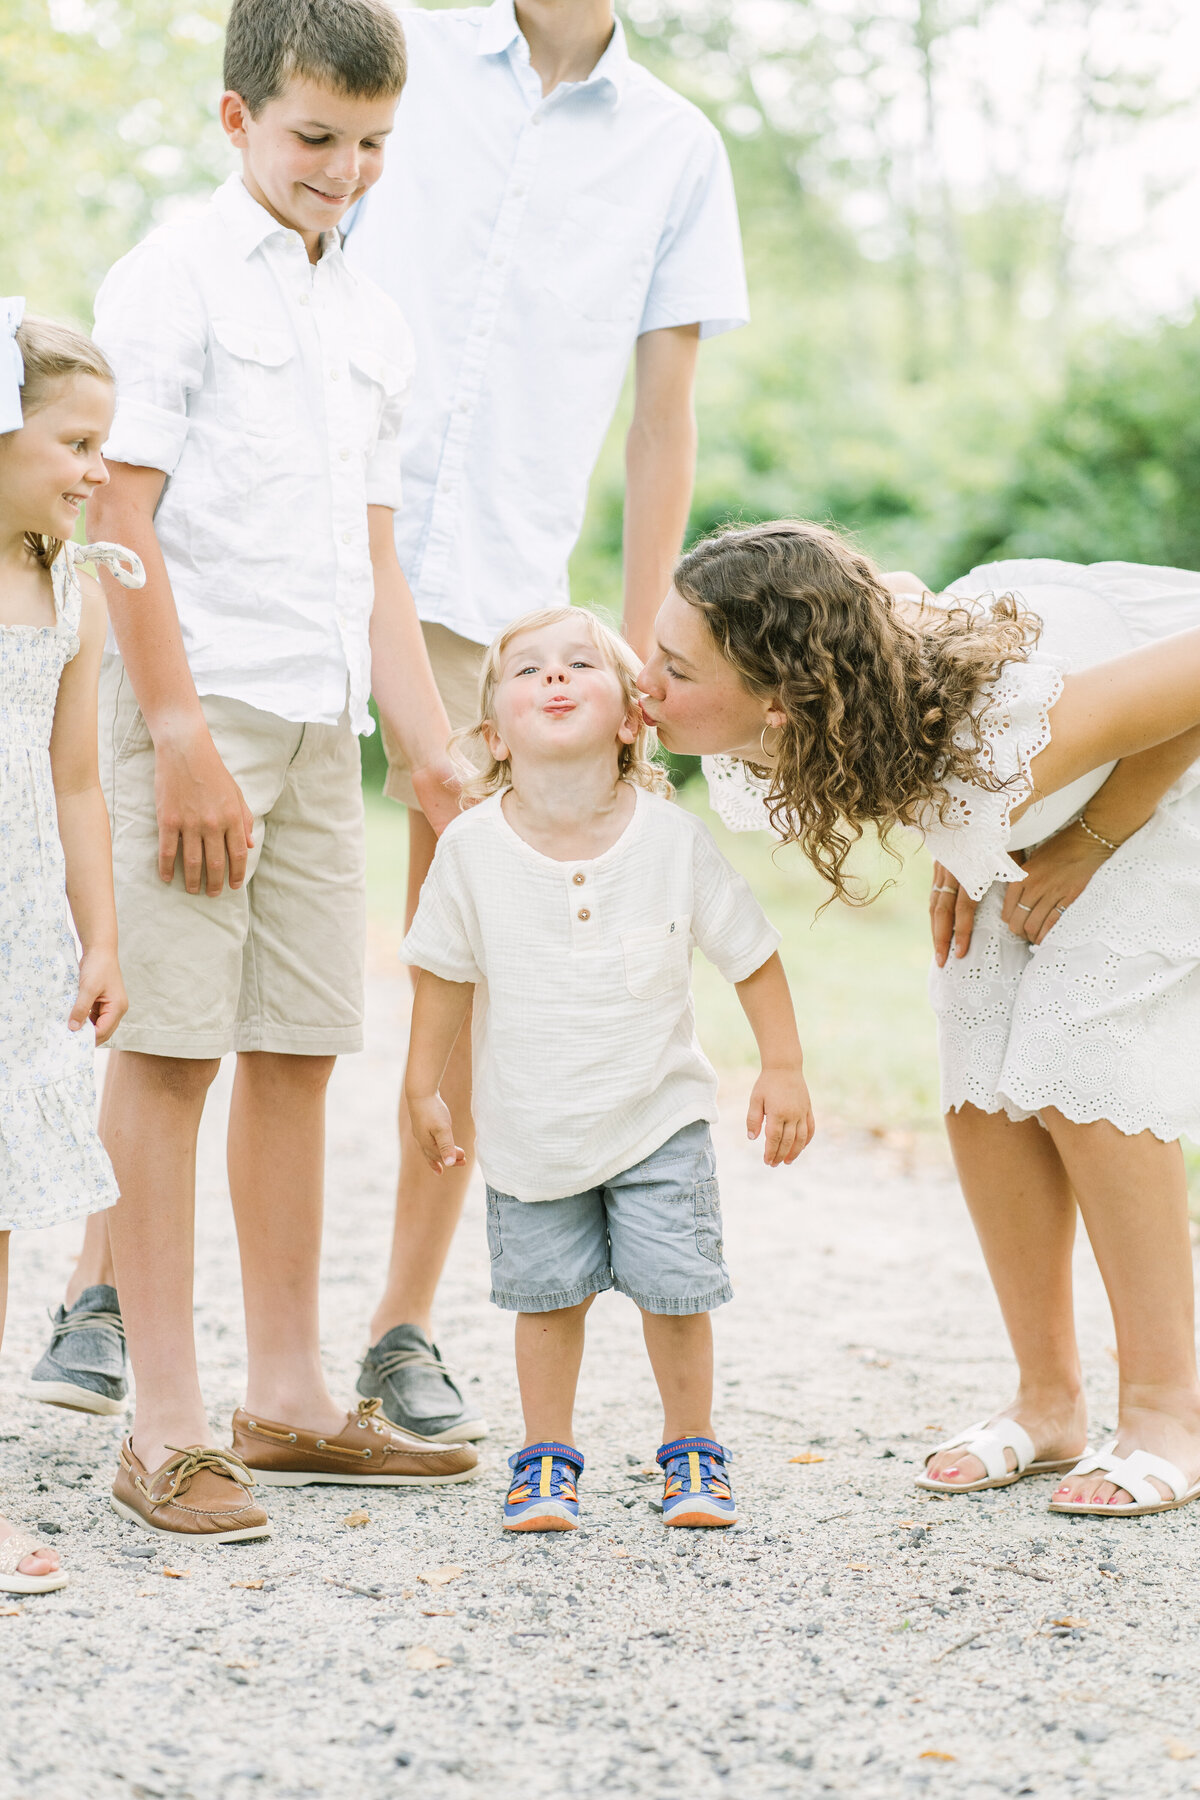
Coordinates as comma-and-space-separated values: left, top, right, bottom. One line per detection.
54, 540, 146, 636
73, 541, 146, 591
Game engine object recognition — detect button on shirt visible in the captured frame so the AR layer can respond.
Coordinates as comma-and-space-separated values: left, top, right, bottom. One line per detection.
93, 174, 416, 732
344, 1, 749, 644
402, 788, 780, 1202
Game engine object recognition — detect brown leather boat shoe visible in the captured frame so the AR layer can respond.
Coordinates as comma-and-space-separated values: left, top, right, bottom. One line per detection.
231, 1397, 479, 1487
111, 1440, 271, 1543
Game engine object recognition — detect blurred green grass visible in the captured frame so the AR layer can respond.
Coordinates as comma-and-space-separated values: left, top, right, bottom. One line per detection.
365, 777, 942, 1138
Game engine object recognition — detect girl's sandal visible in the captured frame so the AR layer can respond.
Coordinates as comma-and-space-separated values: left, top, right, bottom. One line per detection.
915, 1418, 1080, 1494
1048, 1440, 1200, 1517
0, 1528, 68, 1594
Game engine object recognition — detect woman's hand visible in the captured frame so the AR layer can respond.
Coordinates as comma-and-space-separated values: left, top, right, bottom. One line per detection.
70, 946, 128, 1045
1000, 823, 1110, 944
930, 863, 978, 966
747, 1065, 815, 1167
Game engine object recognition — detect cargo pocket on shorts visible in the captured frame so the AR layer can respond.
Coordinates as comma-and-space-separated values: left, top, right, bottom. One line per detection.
485, 1194, 504, 1263
693, 1177, 724, 1264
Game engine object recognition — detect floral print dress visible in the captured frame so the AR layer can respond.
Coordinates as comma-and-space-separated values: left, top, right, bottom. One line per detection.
0, 541, 143, 1229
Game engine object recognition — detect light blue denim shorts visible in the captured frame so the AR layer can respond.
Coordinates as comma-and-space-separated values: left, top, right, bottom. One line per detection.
485, 1120, 732, 1316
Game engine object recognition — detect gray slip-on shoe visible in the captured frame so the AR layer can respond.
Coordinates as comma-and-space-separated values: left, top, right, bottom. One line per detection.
28, 1284, 128, 1416
356, 1324, 487, 1442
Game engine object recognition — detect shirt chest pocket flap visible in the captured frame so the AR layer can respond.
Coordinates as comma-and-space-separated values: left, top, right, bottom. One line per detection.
621, 915, 691, 1002
210, 319, 299, 439
347, 344, 409, 449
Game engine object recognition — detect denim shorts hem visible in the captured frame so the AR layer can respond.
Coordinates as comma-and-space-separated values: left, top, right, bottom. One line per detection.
490, 1272, 613, 1314
611, 1277, 733, 1315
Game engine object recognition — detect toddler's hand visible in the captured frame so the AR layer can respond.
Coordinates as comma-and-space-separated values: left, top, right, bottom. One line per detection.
747, 1066, 815, 1167
71, 947, 128, 1046
408, 1091, 466, 1175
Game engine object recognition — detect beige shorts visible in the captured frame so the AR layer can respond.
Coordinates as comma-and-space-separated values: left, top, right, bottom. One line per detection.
100, 658, 366, 1059
382, 621, 485, 808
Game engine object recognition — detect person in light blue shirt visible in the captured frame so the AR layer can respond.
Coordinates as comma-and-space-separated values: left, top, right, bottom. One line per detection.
347, 0, 749, 1445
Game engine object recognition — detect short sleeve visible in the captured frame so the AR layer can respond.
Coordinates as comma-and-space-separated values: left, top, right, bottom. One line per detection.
688, 818, 780, 981
400, 835, 482, 984
638, 124, 749, 341
363, 305, 415, 511
916, 656, 1066, 900
93, 243, 209, 476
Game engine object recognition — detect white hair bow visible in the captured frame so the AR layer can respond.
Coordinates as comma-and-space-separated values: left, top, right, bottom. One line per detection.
1, 297, 26, 434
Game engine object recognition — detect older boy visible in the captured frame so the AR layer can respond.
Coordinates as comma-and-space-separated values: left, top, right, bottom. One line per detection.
343, 0, 749, 1444
83, 0, 476, 1542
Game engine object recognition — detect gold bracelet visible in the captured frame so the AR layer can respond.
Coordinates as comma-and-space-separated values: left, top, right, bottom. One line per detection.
1077, 816, 1122, 854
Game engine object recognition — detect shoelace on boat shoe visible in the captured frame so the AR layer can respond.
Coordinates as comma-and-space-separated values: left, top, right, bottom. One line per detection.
48, 1309, 126, 1342
137, 1445, 258, 1505
369, 1344, 463, 1384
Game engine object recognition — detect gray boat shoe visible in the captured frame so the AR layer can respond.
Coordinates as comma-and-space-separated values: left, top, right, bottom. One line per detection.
28, 1284, 128, 1416
356, 1324, 487, 1443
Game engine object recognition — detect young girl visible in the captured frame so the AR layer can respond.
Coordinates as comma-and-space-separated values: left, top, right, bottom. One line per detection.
639, 519, 1200, 1518
402, 605, 813, 1532
0, 302, 144, 1591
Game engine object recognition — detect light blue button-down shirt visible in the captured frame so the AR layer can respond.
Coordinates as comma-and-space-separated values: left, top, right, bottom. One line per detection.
345, 1, 748, 645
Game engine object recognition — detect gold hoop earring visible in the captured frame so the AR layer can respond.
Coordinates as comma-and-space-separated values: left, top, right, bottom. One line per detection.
759, 722, 783, 761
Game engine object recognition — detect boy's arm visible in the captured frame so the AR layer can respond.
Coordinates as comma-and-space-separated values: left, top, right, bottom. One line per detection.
405, 968, 474, 1173
368, 505, 458, 834
87, 465, 254, 897
621, 324, 700, 663
734, 952, 815, 1168
49, 574, 127, 1044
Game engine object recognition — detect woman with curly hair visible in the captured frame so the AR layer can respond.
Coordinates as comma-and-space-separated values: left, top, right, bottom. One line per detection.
638, 519, 1200, 1517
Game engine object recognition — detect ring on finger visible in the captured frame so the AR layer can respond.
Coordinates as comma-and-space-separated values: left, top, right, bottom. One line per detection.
1051, 903, 1068, 915
1015, 901, 1033, 912
933, 884, 958, 894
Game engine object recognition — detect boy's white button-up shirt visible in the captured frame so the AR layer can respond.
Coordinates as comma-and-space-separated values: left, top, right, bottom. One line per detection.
345, 1, 749, 645
93, 174, 416, 733
402, 788, 780, 1203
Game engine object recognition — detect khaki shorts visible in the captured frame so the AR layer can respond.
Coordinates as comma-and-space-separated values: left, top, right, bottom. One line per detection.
382, 621, 485, 808
100, 658, 366, 1059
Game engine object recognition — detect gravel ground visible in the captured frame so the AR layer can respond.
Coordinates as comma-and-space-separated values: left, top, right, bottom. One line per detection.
3, 960, 1200, 1800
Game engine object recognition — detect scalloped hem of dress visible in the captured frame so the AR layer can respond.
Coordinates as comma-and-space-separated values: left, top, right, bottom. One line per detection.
942, 1087, 1181, 1144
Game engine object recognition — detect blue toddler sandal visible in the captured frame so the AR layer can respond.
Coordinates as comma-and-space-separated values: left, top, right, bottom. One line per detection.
657, 1436, 738, 1528
503, 1441, 584, 1531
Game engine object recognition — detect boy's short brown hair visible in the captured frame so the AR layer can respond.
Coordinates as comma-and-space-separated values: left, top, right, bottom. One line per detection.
224, 0, 407, 116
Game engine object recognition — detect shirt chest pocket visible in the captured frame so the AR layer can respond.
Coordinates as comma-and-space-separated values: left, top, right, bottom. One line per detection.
621, 915, 691, 1002
543, 196, 658, 325
210, 320, 300, 440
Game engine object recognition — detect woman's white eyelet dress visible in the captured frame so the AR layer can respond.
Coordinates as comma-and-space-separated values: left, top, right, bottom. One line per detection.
0, 541, 144, 1229
705, 559, 1200, 1143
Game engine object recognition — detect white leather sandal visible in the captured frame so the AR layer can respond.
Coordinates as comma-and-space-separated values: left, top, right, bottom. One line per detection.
1048, 1439, 1200, 1516
0, 1527, 68, 1594
916, 1418, 1080, 1494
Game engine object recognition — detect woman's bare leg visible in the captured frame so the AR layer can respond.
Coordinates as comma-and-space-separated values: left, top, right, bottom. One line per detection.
1041, 1112, 1200, 1507
0, 1231, 61, 1578
925, 1103, 1087, 1486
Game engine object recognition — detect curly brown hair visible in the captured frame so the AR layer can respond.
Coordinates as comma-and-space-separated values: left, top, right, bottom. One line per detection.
673, 520, 1040, 902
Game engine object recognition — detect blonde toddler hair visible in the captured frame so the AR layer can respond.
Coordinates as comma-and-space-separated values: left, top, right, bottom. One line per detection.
453, 606, 672, 804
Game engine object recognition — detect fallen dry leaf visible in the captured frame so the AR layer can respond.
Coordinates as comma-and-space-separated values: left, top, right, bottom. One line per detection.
342, 1510, 370, 1528
611, 1547, 630, 1559
790, 1452, 825, 1464
230, 1578, 264, 1590
163, 1568, 190, 1579
1052, 1617, 1088, 1629
1166, 1740, 1196, 1762
848, 1563, 871, 1572
406, 1644, 452, 1671
0, 1605, 23, 1617
919, 1751, 956, 1763
421, 1608, 455, 1617
418, 1564, 465, 1587
225, 1658, 258, 1670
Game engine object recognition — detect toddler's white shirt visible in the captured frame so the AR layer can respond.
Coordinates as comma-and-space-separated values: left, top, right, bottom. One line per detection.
93, 174, 415, 733
402, 788, 781, 1202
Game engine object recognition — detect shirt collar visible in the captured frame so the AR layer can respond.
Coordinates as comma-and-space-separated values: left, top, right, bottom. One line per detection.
475, 0, 629, 98
213, 172, 347, 269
